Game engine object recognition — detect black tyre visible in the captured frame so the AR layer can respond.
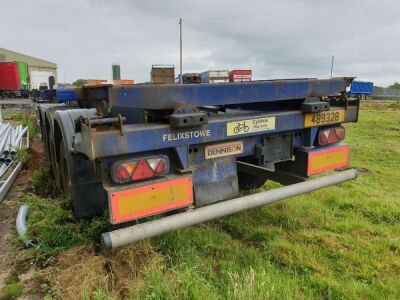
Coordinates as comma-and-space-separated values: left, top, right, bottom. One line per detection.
59, 139, 72, 197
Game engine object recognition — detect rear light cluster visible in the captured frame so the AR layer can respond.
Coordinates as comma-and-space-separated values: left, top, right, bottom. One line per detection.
112, 156, 169, 183
318, 126, 345, 146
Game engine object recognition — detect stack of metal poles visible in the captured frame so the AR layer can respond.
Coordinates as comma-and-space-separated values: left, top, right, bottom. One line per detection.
0, 122, 29, 202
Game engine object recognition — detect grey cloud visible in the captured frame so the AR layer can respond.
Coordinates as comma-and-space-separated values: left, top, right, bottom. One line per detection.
1, 0, 399, 85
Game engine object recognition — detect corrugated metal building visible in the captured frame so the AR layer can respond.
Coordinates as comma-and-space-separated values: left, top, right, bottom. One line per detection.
0, 47, 57, 89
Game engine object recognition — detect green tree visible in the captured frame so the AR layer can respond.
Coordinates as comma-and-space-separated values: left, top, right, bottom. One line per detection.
73, 79, 87, 87
388, 82, 400, 90
373, 86, 384, 94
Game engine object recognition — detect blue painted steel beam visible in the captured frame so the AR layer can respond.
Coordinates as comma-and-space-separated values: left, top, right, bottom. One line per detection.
108, 77, 352, 109
75, 109, 319, 159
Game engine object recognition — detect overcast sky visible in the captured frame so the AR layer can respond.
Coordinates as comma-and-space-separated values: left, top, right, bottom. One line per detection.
1, 0, 399, 86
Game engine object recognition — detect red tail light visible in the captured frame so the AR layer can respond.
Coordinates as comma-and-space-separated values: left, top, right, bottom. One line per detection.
112, 156, 169, 183
131, 160, 154, 181
318, 127, 345, 146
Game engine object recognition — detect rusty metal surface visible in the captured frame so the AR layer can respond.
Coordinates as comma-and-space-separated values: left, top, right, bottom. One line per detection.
69, 77, 353, 110
110, 77, 353, 109
74, 109, 305, 160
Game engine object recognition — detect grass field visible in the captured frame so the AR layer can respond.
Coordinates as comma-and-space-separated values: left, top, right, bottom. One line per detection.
3, 101, 400, 299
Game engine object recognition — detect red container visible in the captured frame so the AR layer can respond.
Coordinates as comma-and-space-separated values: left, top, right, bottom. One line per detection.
229, 70, 252, 82
0, 62, 20, 90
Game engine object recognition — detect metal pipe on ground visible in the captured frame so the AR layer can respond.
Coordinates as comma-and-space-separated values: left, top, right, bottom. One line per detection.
0, 162, 22, 202
0, 163, 7, 177
0, 124, 8, 138
0, 126, 11, 155
0, 124, 10, 140
2, 129, 12, 156
7, 127, 15, 154
16, 204, 32, 247
0, 124, 11, 137
101, 169, 358, 249
14, 125, 22, 142
11, 127, 28, 155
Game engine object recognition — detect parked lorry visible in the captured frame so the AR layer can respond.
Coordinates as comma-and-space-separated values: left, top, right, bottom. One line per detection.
30, 70, 55, 90
201, 70, 229, 83
31, 76, 56, 102
348, 81, 374, 99
229, 70, 252, 82
0, 62, 30, 98
37, 76, 359, 249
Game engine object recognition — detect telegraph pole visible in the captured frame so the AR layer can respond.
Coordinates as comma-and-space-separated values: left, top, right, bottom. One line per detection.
179, 18, 183, 84
330, 55, 334, 78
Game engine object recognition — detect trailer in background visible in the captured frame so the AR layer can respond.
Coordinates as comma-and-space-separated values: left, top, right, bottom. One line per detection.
349, 81, 374, 99
17, 62, 30, 90
201, 70, 229, 83
31, 76, 56, 102
30, 70, 54, 90
229, 70, 252, 82
0, 62, 30, 98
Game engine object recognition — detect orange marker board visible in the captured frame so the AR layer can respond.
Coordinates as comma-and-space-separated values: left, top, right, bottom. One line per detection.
109, 176, 193, 224
308, 145, 350, 175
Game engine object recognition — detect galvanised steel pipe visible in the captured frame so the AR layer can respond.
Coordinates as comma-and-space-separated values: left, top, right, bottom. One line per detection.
0, 126, 11, 154
16, 204, 33, 247
11, 127, 28, 155
5, 155, 12, 163
0, 163, 7, 177
0, 162, 22, 202
101, 169, 358, 249
7, 127, 15, 154
0, 124, 8, 139
2, 129, 12, 155
0, 123, 11, 134
12, 125, 22, 146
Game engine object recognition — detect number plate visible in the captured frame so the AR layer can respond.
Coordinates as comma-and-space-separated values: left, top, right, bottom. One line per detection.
304, 109, 345, 127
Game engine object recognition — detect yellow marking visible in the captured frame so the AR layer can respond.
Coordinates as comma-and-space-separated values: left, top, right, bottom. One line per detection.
310, 151, 347, 171
227, 117, 275, 136
117, 183, 188, 215
304, 109, 345, 127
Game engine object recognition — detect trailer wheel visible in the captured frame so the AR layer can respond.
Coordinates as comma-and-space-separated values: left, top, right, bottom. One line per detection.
59, 138, 72, 197
237, 172, 268, 190
54, 109, 108, 218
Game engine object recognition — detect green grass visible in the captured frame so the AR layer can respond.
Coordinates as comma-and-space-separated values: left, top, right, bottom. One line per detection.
31, 168, 57, 198
0, 283, 24, 300
8, 111, 37, 140
15, 148, 30, 164
15, 101, 400, 299
131, 101, 400, 299
14, 193, 109, 263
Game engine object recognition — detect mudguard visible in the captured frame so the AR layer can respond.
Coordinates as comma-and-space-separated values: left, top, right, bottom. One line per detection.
54, 109, 108, 218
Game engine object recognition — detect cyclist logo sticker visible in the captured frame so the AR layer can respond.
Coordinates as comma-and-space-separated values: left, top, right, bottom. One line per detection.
227, 117, 275, 136
233, 121, 250, 134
